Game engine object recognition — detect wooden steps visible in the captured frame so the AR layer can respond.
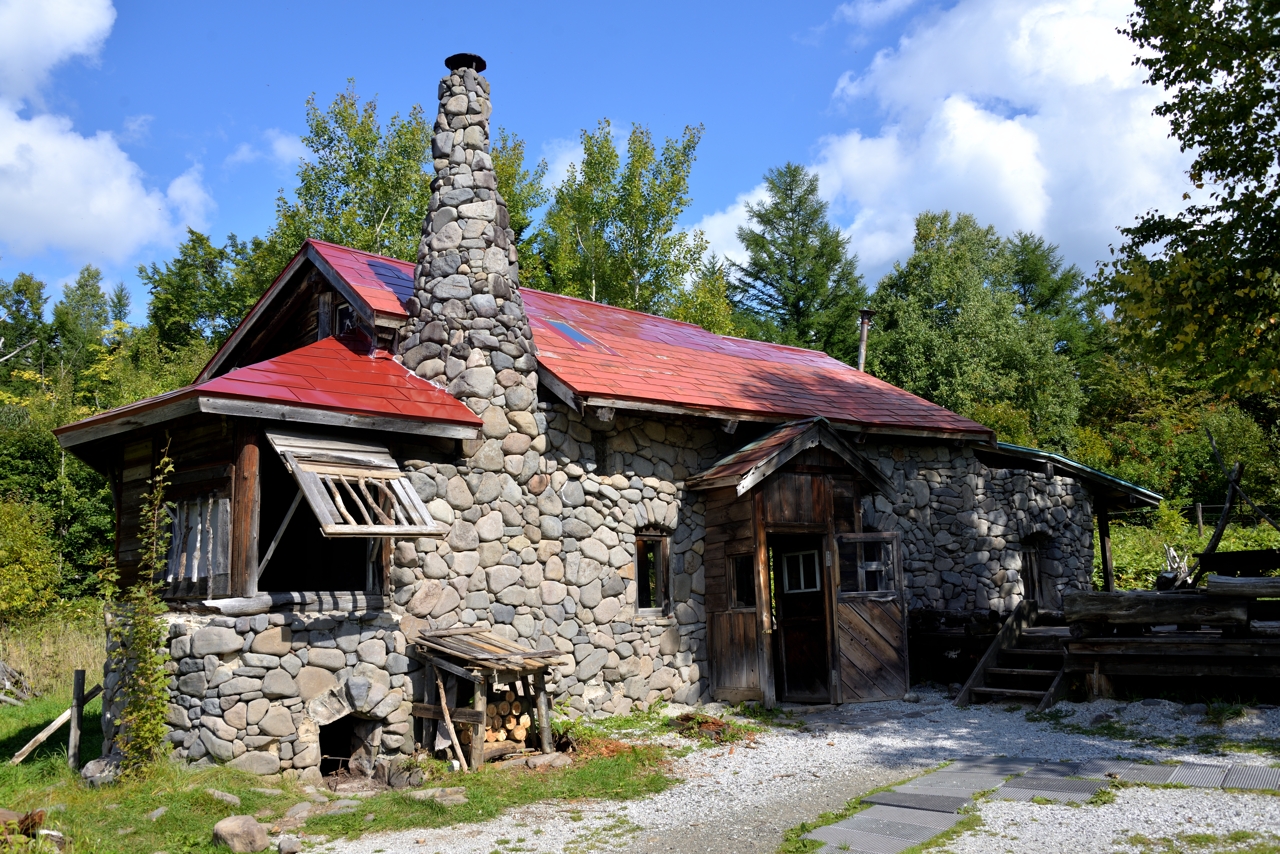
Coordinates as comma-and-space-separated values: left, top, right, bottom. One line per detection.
954, 601, 1069, 712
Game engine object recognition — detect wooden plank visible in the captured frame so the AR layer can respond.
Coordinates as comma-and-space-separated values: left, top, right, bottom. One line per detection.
1098, 502, 1115, 592
836, 603, 907, 700
470, 673, 486, 770
411, 703, 485, 725
11, 685, 102, 765
199, 397, 478, 440
421, 654, 481, 683
1063, 591, 1248, 626
1205, 575, 1280, 598
534, 671, 553, 755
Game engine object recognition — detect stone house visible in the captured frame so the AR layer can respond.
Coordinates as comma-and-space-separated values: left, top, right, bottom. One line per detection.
54, 53, 1158, 778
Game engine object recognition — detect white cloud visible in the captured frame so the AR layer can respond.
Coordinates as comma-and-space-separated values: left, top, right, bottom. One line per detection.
819, 0, 1188, 277
0, 107, 210, 260
0, 0, 115, 102
0, 0, 213, 263
836, 0, 918, 28
265, 128, 307, 166
691, 185, 770, 265
120, 113, 152, 142
541, 138, 584, 191
223, 129, 308, 170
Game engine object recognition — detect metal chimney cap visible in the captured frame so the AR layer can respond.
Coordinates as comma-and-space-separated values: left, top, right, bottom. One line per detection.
445, 53, 487, 72
859, 308, 878, 321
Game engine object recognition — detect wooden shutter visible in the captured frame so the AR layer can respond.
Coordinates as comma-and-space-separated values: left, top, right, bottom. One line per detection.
263, 429, 446, 538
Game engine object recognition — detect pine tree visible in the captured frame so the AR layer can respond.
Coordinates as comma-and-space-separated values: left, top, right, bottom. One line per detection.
729, 163, 868, 362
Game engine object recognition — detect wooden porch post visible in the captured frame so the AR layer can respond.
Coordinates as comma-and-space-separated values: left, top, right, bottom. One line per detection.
1097, 501, 1115, 592
231, 422, 261, 598
752, 491, 776, 708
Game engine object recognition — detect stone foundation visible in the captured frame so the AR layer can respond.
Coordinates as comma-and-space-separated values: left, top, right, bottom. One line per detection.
162, 612, 421, 779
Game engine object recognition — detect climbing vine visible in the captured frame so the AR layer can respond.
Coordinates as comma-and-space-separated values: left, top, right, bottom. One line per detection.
102, 443, 173, 775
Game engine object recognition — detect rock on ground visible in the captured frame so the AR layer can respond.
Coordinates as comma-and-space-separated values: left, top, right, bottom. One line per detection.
212, 815, 268, 853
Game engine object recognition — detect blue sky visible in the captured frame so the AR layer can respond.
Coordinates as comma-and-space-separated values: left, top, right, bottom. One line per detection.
0, 0, 1190, 320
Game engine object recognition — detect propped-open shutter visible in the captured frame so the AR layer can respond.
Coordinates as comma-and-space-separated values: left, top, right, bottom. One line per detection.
264, 429, 446, 538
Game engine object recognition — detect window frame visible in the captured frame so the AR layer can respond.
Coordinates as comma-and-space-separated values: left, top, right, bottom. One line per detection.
728, 552, 758, 611
780, 550, 821, 594
634, 532, 670, 615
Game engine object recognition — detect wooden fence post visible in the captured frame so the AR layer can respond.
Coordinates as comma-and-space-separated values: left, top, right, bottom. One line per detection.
68, 669, 85, 771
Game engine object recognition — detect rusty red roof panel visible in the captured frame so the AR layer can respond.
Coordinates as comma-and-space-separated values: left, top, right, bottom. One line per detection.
302, 243, 992, 437
55, 334, 481, 438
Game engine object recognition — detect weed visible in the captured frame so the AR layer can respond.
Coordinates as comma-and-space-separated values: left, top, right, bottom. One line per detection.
1025, 707, 1074, 723
1087, 786, 1117, 806
733, 702, 804, 730
1205, 702, 1248, 727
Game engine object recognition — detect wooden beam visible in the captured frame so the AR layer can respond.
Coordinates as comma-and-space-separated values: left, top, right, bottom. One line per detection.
1063, 590, 1248, 626
198, 591, 388, 616
1097, 502, 1115, 593
230, 423, 261, 598
410, 703, 485, 725
198, 398, 478, 440
68, 669, 84, 771
1205, 575, 1280, 598
54, 397, 202, 449
753, 490, 776, 709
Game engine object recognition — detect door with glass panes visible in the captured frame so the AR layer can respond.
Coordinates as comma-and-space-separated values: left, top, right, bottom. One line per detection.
833, 532, 909, 702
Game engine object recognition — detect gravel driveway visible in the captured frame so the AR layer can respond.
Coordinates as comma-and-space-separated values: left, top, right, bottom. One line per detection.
316, 688, 1280, 854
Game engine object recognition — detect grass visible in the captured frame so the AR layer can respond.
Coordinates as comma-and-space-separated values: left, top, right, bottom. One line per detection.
0, 602, 105, 700
0, 622, 678, 854
732, 702, 804, 730
1124, 829, 1280, 853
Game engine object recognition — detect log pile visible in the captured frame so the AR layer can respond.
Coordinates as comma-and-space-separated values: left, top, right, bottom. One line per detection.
457, 683, 534, 748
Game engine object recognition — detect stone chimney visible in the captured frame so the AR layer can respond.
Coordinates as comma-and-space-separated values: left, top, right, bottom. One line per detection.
400, 53, 543, 485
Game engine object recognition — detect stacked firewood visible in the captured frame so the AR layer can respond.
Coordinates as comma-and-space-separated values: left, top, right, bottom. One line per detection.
456, 683, 533, 747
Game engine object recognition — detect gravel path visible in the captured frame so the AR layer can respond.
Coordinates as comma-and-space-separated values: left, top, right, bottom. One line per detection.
945, 788, 1280, 854
316, 688, 1280, 854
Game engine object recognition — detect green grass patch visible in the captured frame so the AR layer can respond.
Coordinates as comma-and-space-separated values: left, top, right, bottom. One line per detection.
1123, 829, 1280, 853
898, 812, 983, 853
732, 702, 804, 730
0, 696, 676, 853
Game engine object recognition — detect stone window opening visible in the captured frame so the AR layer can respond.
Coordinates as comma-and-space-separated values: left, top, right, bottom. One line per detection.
729, 553, 757, 610
635, 530, 670, 614
1022, 533, 1059, 609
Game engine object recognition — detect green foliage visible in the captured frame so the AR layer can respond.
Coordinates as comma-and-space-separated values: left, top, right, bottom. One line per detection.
1093, 502, 1280, 590
729, 163, 868, 362
534, 119, 711, 317
0, 500, 58, 620
492, 127, 549, 247
250, 80, 434, 289
669, 255, 740, 336
51, 265, 108, 389
106, 448, 174, 775
138, 229, 261, 349
1100, 0, 1280, 394
868, 211, 1082, 449
0, 272, 52, 396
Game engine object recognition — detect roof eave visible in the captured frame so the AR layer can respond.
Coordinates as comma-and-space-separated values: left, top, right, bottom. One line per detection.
993, 442, 1163, 507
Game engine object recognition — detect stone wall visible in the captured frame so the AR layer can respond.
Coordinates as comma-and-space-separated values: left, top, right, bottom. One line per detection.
384, 402, 741, 718
162, 612, 423, 780
857, 443, 1093, 612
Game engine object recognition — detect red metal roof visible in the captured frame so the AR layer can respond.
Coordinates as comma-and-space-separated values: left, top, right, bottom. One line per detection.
308, 239, 413, 318
55, 334, 480, 439
304, 242, 993, 438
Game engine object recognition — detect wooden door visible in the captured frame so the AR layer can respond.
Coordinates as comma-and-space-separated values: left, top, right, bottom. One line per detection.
834, 533, 909, 702
772, 538, 830, 703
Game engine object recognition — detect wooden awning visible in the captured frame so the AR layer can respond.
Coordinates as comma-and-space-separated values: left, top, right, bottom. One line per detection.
264, 428, 446, 538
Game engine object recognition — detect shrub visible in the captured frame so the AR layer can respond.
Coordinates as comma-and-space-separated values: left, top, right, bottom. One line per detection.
0, 500, 59, 619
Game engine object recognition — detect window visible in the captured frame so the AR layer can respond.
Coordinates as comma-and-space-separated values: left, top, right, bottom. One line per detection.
165, 493, 231, 595
836, 533, 899, 596
263, 429, 444, 538
781, 551, 820, 593
730, 554, 757, 609
636, 534, 668, 612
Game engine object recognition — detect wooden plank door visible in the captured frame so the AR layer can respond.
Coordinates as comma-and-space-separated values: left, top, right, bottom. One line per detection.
834, 533, 909, 703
